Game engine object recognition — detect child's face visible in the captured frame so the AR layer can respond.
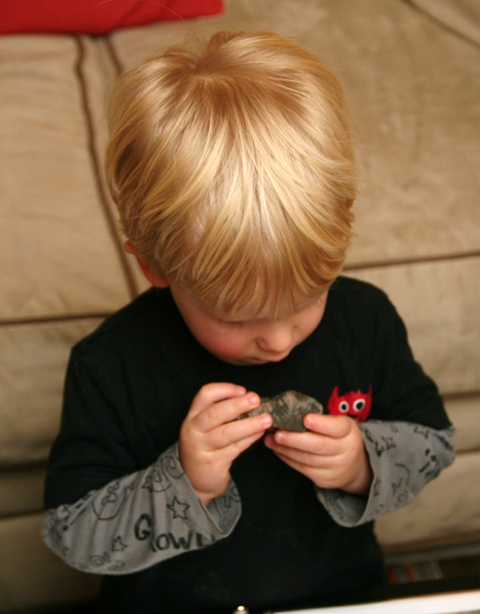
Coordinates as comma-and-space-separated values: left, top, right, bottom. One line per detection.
170, 285, 328, 366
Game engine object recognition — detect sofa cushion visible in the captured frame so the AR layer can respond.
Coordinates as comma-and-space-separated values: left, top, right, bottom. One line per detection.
410, 0, 480, 44
444, 395, 480, 453
0, 514, 101, 611
0, 35, 148, 467
347, 259, 480, 396
0, 466, 46, 518
1, 0, 224, 35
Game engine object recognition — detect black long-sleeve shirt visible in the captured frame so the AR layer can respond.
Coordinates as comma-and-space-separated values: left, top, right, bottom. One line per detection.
43, 277, 454, 613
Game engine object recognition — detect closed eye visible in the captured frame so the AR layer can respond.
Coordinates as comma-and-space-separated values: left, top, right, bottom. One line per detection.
224, 319, 249, 327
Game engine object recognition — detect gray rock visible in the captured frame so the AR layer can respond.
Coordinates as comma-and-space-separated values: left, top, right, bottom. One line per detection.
239, 390, 323, 431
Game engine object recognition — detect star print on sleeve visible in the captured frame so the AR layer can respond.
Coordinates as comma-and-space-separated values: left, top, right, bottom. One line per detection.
43, 443, 242, 574
167, 497, 190, 520
112, 536, 128, 552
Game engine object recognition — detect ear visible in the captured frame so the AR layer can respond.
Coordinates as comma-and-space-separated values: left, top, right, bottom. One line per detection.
124, 240, 169, 288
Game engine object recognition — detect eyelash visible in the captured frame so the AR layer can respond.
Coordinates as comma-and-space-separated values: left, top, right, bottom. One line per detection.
223, 319, 248, 328
218, 296, 324, 328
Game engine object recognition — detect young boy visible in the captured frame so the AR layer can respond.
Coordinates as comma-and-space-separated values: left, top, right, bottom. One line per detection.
43, 31, 454, 613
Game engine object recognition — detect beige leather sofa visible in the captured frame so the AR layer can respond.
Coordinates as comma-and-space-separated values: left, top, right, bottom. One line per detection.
1, 1, 479, 611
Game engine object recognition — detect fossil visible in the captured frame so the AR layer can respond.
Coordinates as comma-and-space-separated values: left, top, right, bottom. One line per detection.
239, 390, 323, 431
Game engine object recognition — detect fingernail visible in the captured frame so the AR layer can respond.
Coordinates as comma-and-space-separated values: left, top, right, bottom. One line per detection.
248, 393, 259, 406
260, 414, 272, 426
304, 415, 314, 427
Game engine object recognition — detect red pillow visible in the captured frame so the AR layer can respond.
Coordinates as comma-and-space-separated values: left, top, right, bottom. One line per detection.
1, 0, 224, 35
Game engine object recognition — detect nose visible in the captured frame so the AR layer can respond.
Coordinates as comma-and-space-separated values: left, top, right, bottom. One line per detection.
256, 321, 294, 354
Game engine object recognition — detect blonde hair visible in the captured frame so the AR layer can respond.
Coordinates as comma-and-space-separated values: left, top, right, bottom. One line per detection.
105, 30, 356, 317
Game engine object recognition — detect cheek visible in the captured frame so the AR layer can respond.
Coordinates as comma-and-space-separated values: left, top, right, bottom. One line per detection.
297, 309, 325, 340
195, 325, 250, 360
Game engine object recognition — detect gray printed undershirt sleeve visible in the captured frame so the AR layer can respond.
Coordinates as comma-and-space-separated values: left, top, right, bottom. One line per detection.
42, 442, 241, 575
43, 421, 455, 574
316, 420, 455, 526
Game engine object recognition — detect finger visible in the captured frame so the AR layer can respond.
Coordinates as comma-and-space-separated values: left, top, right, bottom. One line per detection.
189, 383, 247, 418
195, 392, 262, 433
266, 430, 342, 457
231, 428, 269, 456
265, 434, 336, 465
211, 412, 272, 449
270, 446, 324, 475
274, 451, 338, 488
303, 413, 353, 438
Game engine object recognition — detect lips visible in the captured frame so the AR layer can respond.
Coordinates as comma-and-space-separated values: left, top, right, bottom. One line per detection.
243, 352, 290, 365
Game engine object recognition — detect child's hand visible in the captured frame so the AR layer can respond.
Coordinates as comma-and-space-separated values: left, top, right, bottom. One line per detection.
264, 414, 372, 496
179, 383, 273, 506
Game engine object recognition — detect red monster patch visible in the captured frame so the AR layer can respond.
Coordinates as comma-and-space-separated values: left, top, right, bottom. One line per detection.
327, 386, 372, 422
